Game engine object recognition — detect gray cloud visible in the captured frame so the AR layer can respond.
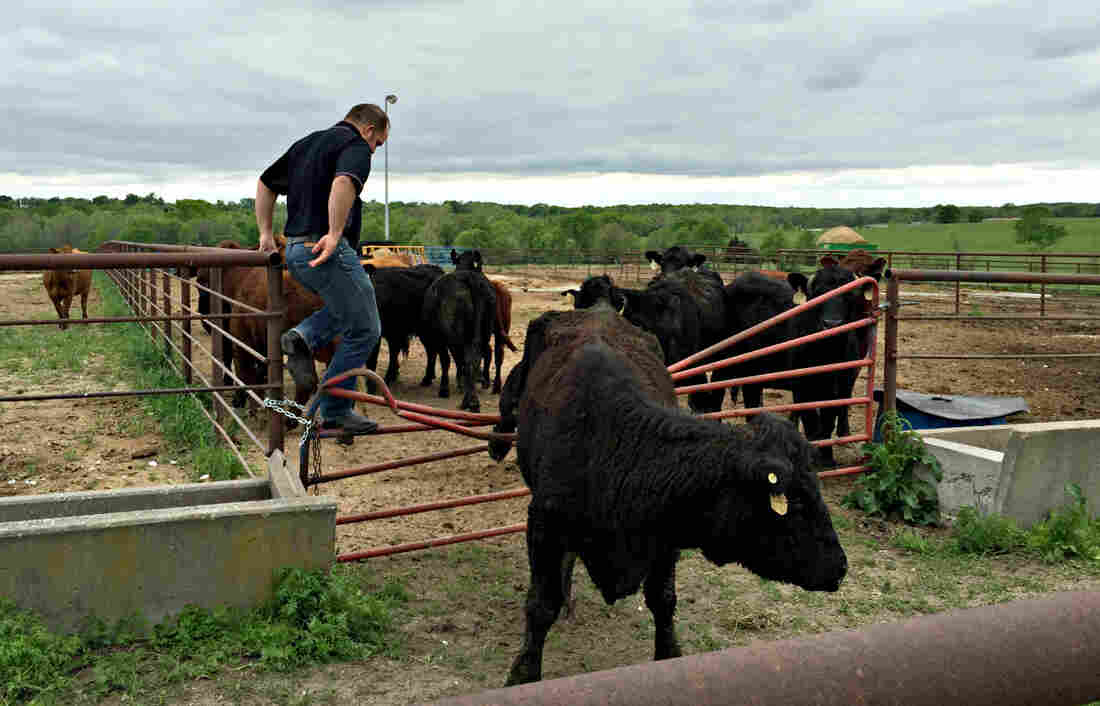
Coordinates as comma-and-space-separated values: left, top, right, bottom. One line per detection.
804, 64, 866, 92
1033, 26, 1100, 59
5, 0, 1100, 197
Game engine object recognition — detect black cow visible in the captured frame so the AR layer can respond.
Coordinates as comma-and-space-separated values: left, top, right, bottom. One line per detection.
489, 308, 847, 685
420, 252, 497, 411
645, 245, 723, 288
804, 256, 884, 441
363, 263, 444, 388
447, 249, 517, 394
561, 274, 624, 311
716, 257, 883, 464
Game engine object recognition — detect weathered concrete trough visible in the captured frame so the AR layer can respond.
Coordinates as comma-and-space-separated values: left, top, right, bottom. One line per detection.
919, 420, 1100, 527
0, 451, 336, 633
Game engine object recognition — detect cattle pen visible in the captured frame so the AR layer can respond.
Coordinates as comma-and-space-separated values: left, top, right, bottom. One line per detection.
296, 273, 882, 562
881, 267, 1100, 416
0, 242, 288, 472
2, 246, 1100, 703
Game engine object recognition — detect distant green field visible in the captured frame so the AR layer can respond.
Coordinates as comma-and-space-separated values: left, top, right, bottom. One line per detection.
808, 219, 1100, 254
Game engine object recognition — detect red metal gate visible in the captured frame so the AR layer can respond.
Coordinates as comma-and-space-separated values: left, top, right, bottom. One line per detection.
296, 277, 880, 561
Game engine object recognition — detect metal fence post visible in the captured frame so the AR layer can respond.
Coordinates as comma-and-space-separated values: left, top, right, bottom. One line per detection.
210, 267, 225, 427
883, 275, 899, 420
954, 253, 961, 315
266, 264, 285, 455
181, 274, 192, 385
1041, 254, 1047, 318
162, 268, 171, 360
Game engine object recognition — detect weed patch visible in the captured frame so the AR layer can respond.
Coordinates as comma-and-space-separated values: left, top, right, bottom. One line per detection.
0, 566, 407, 705
843, 412, 942, 525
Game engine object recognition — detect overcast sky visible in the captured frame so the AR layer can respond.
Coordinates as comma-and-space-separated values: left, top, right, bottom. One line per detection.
4, 1, 1100, 207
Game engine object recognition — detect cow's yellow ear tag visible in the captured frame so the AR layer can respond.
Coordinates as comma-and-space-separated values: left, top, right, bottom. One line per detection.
768, 473, 778, 485
770, 494, 788, 516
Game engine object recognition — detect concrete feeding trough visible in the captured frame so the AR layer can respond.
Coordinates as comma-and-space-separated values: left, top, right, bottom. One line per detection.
0, 451, 336, 633
917, 421, 1100, 527
873, 388, 1030, 441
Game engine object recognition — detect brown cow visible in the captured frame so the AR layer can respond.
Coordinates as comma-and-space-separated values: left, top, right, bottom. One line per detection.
43, 245, 92, 330
193, 237, 334, 415
483, 279, 519, 393
836, 249, 886, 277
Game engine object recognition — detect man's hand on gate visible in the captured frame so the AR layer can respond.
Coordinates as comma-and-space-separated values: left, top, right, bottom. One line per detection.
258, 232, 278, 254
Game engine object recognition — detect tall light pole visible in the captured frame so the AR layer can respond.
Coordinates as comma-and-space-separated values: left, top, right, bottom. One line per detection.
384, 94, 397, 241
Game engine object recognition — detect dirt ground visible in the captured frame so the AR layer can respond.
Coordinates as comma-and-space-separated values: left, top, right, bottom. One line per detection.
2, 265, 1099, 704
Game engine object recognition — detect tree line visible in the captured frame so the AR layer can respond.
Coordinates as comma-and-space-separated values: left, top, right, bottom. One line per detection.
1, 192, 1098, 254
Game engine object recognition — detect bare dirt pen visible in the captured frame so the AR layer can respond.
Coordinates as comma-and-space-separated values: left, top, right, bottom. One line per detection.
2, 267, 1099, 704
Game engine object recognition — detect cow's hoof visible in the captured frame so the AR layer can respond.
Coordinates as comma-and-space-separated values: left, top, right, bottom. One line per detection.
492, 383, 502, 395
420, 378, 433, 387
439, 388, 450, 399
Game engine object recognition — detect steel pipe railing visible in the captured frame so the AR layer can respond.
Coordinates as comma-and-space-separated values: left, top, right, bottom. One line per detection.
429, 591, 1100, 706
337, 524, 527, 562
336, 487, 531, 525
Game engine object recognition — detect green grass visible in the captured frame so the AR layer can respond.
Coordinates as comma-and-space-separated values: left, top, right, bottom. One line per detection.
94, 272, 251, 479
744, 218, 1100, 255
887, 485, 1100, 565
0, 272, 251, 479
0, 567, 408, 705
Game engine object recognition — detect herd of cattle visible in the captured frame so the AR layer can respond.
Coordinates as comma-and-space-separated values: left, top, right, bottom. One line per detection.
37, 242, 882, 683
40, 242, 885, 459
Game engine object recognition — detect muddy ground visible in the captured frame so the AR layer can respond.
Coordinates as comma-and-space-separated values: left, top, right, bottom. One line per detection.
1, 265, 1099, 704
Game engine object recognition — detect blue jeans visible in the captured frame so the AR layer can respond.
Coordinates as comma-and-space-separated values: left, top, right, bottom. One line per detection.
285, 238, 381, 420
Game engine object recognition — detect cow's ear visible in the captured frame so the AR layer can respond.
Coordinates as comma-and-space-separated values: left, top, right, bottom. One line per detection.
450, 249, 458, 263
615, 288, 632, 314
690, 253, 707, 267
561, 289, 578, 298
474, 250, 482, 268
819, 255, 838, 268
644, 250, 661, 264
866, 258, 887, 281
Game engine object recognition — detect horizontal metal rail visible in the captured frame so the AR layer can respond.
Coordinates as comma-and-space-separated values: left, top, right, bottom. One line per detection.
428, 591, 1100, 706
668, 275, 877, 375
184, 277, 270, 316
308, 445, 491, 486
887, 268, 1100, 285
897, 315, 1100, 321
0, 311, 277, 327
898, 353, 1100, 360
103, 268, 267, 460
0, 384, 278, 403
336, 487, 531, 525
316, 420, 494, 439
337, 523, 527, 562
674, 358, 869, 395
323, 368, 503, 423
0, 250, 278, 271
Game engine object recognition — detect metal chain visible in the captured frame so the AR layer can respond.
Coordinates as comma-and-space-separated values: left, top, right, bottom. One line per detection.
263, 397, 323, 491
262, 398, 314, 448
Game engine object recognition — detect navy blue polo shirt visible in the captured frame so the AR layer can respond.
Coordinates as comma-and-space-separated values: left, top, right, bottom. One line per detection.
259, 121, 374, 250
